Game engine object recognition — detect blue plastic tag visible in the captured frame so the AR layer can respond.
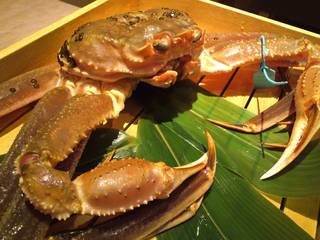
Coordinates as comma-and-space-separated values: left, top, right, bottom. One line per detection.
254, 68, 276, 88
253, 36, 287, 89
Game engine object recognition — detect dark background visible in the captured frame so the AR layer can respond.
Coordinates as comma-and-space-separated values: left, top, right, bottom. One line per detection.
216, 0, 320, 33
63, 0, 320, 34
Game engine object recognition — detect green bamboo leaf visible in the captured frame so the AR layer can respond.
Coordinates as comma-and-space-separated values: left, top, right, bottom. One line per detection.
134, 117, 311, 240
65, 115, 311, 239
134, 81, 320, 197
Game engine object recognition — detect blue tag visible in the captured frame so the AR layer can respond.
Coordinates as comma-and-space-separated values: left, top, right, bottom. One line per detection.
253, 36, 287, 89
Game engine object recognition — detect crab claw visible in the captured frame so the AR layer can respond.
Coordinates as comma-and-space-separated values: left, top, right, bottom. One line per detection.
261, 63, 320, 179
49, 131, 216, 239
16, 76, 211, 220
72, 151, 208, 218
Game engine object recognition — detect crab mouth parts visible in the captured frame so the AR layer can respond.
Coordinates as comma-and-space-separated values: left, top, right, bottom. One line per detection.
157, 55, 192, 78
57, 41, 77, 69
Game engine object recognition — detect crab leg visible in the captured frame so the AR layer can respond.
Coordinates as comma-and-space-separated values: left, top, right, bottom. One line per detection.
200, 33, 315, 74
0, 63, 61, 118
50, 132, 216, 240
208, 90, 295, 133
260, 62, 320, 179
17, 81, 132, 220
202, 33, 320, 179
146, 197, 203, 238
0, 87, 75, 240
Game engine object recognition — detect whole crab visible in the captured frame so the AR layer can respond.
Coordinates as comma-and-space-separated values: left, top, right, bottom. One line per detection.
0, 7, 319, 239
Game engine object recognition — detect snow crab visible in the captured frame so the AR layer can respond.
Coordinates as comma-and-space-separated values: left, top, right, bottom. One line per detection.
0, 7, 319, 238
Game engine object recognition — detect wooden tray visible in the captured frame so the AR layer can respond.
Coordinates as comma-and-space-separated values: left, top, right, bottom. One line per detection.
0, 0, 319, 238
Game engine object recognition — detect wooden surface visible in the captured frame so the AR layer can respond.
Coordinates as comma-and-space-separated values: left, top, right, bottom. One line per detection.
0, 0, 319, 238
0, 0, 91, 50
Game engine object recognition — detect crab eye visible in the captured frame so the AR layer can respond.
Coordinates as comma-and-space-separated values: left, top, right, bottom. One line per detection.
153, 37, 171, 52
153, 41, 168, 51
192, 30, 202, 43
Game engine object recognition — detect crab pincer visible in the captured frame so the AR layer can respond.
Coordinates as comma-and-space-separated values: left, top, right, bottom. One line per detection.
17, 93, 215, 221
49, 131, 216, 240
18, 138, 212, 220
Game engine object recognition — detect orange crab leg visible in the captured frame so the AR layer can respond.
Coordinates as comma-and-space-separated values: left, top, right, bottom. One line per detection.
0, 64, 61, 118
200, 33, 311, 75
17, 92, 123, 219
260, 62, 320, 179
202, 33, 320, 179
0, 87, 78, 239
208, 90, 295, 133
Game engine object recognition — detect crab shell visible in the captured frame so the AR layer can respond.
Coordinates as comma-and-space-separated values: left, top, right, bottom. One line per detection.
58, 8, 204, 82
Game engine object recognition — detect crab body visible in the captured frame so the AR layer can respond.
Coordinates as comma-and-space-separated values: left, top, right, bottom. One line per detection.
0, 7, 320, 239
59, 8, 204, 85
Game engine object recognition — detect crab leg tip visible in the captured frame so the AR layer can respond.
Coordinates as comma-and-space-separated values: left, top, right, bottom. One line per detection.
208, 118, 254, 133
260, 166, 281, 180
261, 105, 320, 180
263, 143, 287, 149
260, 149, 299, 180
205, 130, 217, 171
